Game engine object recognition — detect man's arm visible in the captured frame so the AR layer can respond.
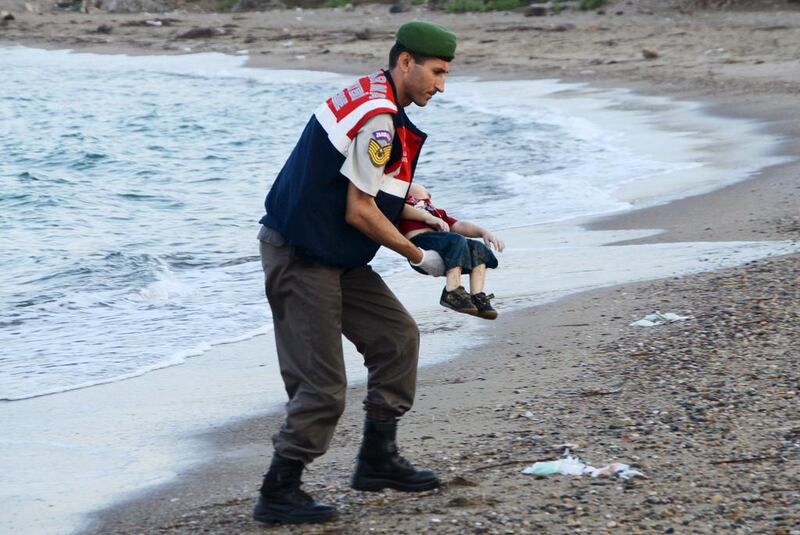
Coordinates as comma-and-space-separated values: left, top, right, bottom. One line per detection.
346, 183, 424, 264
451, 220, 505, 252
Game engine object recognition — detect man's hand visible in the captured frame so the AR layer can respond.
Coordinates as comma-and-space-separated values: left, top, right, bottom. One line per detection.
410, 248, 445, 276
345, 182, 425, 264
482, 231, 505, 252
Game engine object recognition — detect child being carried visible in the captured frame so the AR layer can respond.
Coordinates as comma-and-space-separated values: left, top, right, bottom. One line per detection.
398, 183, 505, 320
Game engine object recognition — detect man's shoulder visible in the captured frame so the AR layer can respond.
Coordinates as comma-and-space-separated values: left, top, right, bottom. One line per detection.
324, 70, 397, 122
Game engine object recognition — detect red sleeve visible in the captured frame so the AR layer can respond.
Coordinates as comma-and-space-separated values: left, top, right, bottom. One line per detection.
434, 207, 458, 227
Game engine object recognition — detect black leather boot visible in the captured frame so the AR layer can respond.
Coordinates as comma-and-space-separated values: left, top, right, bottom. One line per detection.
351, 417, 440, 492
253, 452, 337, 525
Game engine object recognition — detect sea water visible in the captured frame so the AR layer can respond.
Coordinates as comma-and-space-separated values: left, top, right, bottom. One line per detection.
0, 48, 749, 402
0, 47, 796, 534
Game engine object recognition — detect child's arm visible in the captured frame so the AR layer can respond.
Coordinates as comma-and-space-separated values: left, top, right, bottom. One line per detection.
400, 204, 450, 232
451, 220, 505, 252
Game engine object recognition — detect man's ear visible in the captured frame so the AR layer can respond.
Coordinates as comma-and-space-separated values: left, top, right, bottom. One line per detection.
398, 51, 415, 73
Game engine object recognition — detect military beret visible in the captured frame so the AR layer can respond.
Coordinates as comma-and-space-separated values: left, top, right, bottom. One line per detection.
396, 21, 457, 62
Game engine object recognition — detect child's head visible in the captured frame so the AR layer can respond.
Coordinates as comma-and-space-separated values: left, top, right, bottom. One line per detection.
409, 182, 430, 200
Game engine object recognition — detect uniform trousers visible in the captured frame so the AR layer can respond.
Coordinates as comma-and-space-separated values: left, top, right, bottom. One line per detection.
259, 226, 420, 464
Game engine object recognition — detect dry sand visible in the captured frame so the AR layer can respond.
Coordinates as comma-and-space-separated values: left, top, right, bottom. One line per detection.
3, 0, 799, 533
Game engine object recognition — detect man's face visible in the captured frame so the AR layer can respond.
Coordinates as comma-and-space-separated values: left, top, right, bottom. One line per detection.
402, 56, 450, 107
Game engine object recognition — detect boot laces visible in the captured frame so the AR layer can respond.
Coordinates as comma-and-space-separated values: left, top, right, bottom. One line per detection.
285, 484, 314, 506
394, 454, 414, 469
387, 441, 414, 469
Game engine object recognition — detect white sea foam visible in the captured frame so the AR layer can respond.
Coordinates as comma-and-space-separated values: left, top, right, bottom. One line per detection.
137, 268, 192, 301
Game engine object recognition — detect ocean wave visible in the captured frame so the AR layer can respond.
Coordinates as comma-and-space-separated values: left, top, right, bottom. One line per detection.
0, 323, 273, 401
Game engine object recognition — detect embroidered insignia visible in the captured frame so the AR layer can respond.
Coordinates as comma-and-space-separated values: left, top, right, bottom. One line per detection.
368, 130, 393, 167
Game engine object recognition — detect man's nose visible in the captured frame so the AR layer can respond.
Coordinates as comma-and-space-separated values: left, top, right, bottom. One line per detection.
435, 77, 446, 94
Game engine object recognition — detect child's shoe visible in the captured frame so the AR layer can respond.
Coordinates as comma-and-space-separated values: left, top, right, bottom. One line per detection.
471, 292, 497, 320
440, 286, 478, 316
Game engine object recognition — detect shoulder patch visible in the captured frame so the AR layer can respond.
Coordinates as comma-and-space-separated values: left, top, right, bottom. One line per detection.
367, 130, 393, 167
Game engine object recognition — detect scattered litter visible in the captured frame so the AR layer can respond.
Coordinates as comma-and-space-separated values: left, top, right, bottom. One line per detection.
522, 453, 645, 480
630, 312, 692, 327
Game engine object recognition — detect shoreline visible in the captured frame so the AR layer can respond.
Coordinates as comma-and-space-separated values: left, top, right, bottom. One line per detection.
88, 55, 799, 535
2, 2, 798, 533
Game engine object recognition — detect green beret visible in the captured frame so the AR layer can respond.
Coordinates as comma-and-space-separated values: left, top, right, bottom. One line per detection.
396, 21, 457, 61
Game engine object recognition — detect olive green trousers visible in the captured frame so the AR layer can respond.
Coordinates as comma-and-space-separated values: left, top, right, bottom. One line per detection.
259, 227, 420, 464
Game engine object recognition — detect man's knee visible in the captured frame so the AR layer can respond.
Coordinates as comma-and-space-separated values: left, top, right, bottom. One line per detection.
397, 313, 420, 355
288, 386, 347, 428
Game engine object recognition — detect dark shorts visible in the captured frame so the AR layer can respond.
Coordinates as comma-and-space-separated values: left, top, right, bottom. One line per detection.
410, 232, 498, 275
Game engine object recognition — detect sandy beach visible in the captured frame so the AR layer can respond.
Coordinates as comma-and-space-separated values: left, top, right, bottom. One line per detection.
2, 0, 799, 533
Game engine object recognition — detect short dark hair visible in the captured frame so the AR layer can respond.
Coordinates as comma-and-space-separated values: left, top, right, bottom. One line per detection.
389, 42, 434, 68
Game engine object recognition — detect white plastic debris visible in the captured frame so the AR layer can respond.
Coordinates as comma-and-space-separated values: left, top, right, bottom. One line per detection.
630, 311, 692, 327
522, 454, 644, 480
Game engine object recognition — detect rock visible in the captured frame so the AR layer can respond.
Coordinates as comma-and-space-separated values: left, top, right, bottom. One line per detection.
642, 48, 660, 59
525, 5, 548, 16
446, 475, 479, 487
104, 0, 177, 13
120, 18, 179, 27
178, 27, 220, 39
389, 0, 411, 13
354, 28, 371, 40
231, 0, 286, 12
95, 24, 113, 34
1, 11, 15, 20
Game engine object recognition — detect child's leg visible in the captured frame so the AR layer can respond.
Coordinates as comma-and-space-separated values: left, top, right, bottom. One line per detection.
445, 267, 462, 291
468, 264, 486, 295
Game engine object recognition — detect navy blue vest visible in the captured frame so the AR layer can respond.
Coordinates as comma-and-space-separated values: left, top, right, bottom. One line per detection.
260, 70, 427, 268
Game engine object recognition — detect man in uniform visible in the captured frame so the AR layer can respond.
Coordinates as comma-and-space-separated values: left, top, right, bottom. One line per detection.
254, 21, 456, 525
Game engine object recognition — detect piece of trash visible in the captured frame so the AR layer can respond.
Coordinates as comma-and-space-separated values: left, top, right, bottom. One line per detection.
145, 19, 162, 26
524, 456, 585, 476
630, 311, 692, 327
522, 454, 645, 480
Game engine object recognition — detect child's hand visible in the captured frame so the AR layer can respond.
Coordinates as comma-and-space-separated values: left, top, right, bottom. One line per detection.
425, 214, 450, 232
482, 231, 505, 252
